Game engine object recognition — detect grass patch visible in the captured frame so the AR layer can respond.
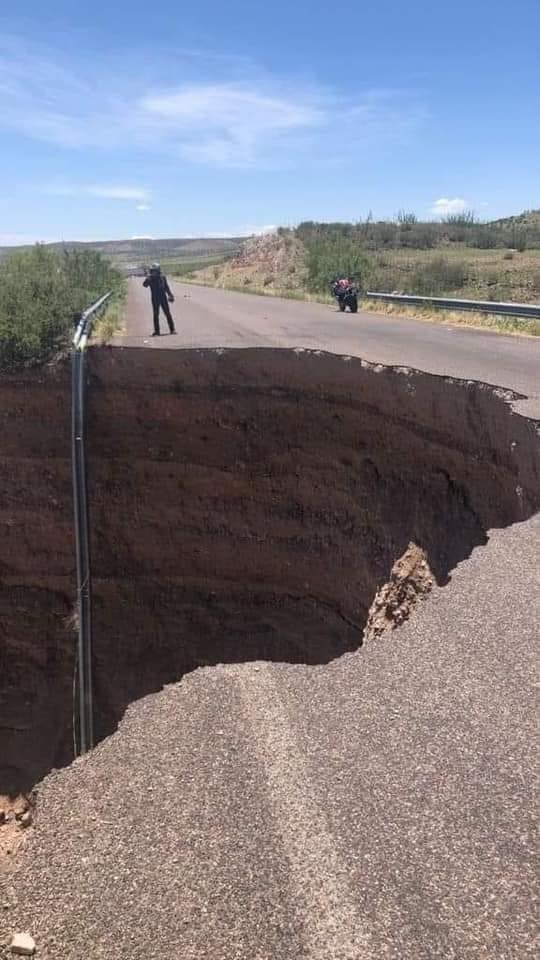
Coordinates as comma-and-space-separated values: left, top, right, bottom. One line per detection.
93, 284, 127, 342
362, 299, 540, 337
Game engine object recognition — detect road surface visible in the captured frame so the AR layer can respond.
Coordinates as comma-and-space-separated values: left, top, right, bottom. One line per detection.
118, 278, 540, 410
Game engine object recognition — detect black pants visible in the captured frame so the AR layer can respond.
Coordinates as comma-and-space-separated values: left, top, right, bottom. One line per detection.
152, 296, 175, 334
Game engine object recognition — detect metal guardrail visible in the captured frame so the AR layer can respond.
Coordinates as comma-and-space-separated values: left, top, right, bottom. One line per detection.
72, 291, 111, 755
364, 291, 540, 320
73, 291, 112, 349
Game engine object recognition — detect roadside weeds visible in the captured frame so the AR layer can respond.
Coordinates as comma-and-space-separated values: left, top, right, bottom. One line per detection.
93, 289, 127, 342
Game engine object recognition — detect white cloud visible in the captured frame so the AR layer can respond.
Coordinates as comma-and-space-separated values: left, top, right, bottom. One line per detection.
141, 84, 324, 165
139, 84, 423, 166
136, 203, 151, 211
46, 184, 150, 201
430, 197, 468, 217
0, 36, 425, 169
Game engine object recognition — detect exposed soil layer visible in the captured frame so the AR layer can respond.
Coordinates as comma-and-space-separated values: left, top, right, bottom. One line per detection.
1, 347, 538, 796
364, 542, 435, 641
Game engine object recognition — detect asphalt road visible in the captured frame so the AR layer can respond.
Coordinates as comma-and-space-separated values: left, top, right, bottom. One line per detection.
119, 278, 540, 411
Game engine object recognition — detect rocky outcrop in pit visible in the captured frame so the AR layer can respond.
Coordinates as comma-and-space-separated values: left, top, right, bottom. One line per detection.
0, 346, 538, 796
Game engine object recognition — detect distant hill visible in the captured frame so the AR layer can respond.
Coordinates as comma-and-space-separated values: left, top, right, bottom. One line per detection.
0, 236, 245, 270
494, 209, 540, 223
490, 209, 540, 228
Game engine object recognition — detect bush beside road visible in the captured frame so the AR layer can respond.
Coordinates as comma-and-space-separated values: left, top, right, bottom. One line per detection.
0, 246, 124, 370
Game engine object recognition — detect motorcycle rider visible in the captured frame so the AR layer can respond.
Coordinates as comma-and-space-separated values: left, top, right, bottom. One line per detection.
332, 276, 352, 299
143, 263, 177, 336
332, 276, 352, 292
331, 276, 359, 313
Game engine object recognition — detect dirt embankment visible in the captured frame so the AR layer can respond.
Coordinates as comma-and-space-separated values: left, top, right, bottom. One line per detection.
1, 347, 539, 799
194, 233, 308, 293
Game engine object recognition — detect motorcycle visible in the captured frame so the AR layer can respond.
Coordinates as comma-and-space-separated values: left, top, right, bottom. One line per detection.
331, 279, 359, 314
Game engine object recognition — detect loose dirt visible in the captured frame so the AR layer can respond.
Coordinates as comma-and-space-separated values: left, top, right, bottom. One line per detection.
364, 542, 434, 641
0, 796, 34, 863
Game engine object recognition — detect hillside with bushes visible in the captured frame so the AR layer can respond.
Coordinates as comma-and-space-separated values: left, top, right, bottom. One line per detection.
191, 212, 540, 305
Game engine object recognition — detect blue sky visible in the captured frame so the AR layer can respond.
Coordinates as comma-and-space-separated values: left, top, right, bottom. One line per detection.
0, 0, 538, 243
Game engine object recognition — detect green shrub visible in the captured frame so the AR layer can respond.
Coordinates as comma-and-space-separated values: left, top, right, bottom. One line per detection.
409, 256, 468, 296
396, 210, 418, 225
0, 245, 122, 370
304, 237, 369, 292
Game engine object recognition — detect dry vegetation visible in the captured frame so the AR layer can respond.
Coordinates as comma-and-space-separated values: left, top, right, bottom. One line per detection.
367, 246, 540, 304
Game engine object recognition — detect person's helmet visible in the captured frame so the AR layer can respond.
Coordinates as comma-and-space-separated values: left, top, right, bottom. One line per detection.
150, 262, 161, 272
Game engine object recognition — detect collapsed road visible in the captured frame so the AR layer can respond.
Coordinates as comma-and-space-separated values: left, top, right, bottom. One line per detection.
0, 284, 539, 959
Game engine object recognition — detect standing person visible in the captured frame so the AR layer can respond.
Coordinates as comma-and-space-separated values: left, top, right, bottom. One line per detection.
143, 263, 177, 336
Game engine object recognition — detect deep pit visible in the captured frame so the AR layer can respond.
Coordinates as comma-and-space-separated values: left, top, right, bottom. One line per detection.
1, 347, 539, 798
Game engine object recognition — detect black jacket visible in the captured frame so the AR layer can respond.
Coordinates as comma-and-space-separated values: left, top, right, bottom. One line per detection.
143, 274, 173, 301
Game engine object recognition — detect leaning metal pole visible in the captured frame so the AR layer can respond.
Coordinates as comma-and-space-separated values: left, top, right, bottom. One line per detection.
71, 291, 111, 754
71, 346, 93, 753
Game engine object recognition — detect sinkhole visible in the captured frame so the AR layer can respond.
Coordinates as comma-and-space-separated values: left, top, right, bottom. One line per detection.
0, 346, 538, 798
